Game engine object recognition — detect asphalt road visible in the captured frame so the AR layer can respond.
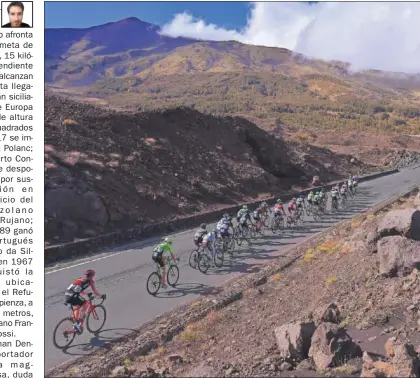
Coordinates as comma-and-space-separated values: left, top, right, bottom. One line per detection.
45, 167, 420, 371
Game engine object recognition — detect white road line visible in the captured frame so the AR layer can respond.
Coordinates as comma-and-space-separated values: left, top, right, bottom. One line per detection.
45, 249, 130, 275
45, 223, 219, 275
44, 174, 415, 276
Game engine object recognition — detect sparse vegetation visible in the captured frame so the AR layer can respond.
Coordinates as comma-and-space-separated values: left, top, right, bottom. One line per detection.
83, 72, 420, 135
179, 311, 223, 342
326, 276, 338, 286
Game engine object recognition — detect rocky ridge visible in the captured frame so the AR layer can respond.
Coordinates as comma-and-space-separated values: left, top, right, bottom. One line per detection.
44, 94, 375, 246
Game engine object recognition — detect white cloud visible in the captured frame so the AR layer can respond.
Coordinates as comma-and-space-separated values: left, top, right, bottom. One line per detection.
159, 2, 420, 73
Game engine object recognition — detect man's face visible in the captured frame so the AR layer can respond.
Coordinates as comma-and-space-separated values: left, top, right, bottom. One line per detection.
8, 5, 23, 27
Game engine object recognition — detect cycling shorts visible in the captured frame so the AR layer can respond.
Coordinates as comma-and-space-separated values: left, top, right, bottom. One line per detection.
220, 229, 230, 238
152, 251, 165, 267
193, 236, 203, 247
65, 294, 85, 307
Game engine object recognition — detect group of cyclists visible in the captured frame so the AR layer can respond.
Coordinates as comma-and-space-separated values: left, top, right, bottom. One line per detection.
186, 176, 359, 271
63, 176, 359, 334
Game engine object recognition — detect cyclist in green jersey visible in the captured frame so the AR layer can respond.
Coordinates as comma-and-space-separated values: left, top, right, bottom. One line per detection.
152, 238, 177, 288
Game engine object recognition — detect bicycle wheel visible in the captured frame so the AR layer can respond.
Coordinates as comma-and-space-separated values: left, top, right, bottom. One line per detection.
270, 217, 278, 234
236, 227, 243, 246
250, 225, 257, 239
198, 253, 210, 273
262, 216, 270, 228
167, 265, 179, 287
52, 317, 76, 349
86, 304, 107, 334
233, 226, 240, 242
228, 236, 235, 252
189, 249, 199, 269
213, 247, 224, 268
243, 229, 252, 245
146, 271, 161, 295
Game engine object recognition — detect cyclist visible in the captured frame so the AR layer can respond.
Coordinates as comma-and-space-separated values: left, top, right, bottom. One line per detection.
288, 198, 297, 218
152, 238, 177, 289
347, 177, 354, 194
312, 192, 321, 210
331, 186, 339, 209
237, 205, 251, 235
352, 175, 360, 185
273, 199, 286, 218
217, 214, 232, 239
307, 191, 315, 205
65, 269, 106, 334
319, 189, 326, 208
252, 206, 265, 231
296, 195, 305, 214
340, 183, 347, 200
201, 228, 218, 262
236, 205, 248, 223
193, 223, 208, 247
259, 201, 270, 218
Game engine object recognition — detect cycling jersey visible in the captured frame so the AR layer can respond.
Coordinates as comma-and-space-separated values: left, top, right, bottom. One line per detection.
253, 209, 261, 221
216, 219, 230, 234
66, 277, 99, 298
153, 241, 172, 256
288, 202, 296, 211
260, 204, 268, 213
240, 214, 249, 226
237, 208, 248, 220
273, 204, 284, 216
152, 241, 173, 267
65, 276, 101, 307
193, 229, 207, 246
202, 231, 217, 246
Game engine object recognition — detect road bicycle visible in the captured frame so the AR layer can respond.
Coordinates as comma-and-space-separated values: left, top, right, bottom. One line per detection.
189, 244, 205, 269
312, 203, 322, 221
305, 201, 314, 216
146, 255, 179, 295
233, 224, 252, 246
250, 219, 265, 238
52, 293, 107, 349
286, 212, 297, 228
197, 242, 224, 273
331, 197, 339, 213
219, 232, 235, 254
270, 214, 285, 233
261, 210, 271, 227
340, 193, 348, 207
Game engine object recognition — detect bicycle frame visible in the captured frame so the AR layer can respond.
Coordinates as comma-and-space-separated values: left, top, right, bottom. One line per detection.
67, 295, 101, 334
156, 255, 176, 274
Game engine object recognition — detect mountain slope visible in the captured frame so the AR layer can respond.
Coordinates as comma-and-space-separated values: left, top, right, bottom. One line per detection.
44, 94, 374, 245
45, 18, 420, 136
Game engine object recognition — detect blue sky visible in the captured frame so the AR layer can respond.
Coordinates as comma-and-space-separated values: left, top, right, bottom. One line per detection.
45, 2, 251, 29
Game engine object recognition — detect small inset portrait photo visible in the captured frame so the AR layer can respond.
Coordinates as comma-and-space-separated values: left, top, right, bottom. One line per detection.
1, 1, 33, 28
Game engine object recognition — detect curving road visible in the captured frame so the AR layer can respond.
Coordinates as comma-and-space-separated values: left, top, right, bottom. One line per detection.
45, 167, 420, 371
